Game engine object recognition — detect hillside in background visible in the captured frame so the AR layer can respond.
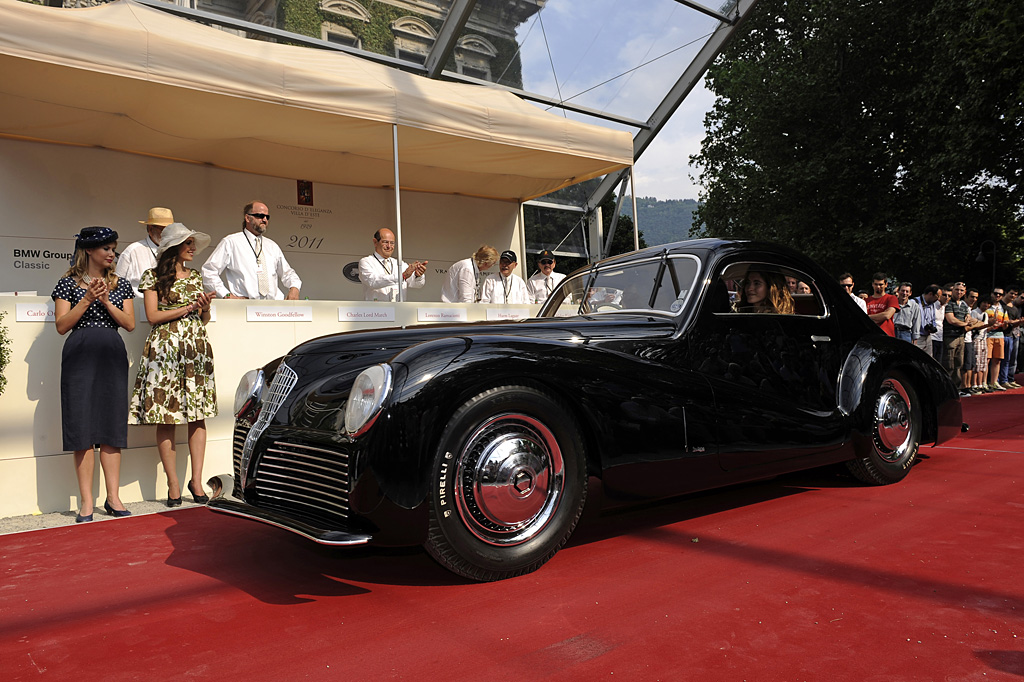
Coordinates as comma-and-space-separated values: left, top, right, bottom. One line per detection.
620, 197, 698, 246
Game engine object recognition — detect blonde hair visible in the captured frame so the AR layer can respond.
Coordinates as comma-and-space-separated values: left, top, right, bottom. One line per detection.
473, 245, 499, 268
63, 245, 118, 291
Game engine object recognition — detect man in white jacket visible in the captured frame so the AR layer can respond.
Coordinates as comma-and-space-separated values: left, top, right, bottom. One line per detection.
357, 228, 427, 301
480, 250, 530, 304
526, 249, 566, 304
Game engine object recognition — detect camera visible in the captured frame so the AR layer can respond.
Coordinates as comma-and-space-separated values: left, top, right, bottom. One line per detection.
922, 323, 938, 335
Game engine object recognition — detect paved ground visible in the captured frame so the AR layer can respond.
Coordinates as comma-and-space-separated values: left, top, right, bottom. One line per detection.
0, 498, 204, 535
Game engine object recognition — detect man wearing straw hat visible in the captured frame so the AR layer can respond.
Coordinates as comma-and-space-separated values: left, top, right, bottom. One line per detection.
116, 207, 174, 296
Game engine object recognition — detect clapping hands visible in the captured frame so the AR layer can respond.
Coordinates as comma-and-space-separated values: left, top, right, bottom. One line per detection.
85, 277, 108, 304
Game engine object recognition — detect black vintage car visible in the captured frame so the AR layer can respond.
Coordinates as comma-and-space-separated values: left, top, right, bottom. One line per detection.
210, 240, 961, 581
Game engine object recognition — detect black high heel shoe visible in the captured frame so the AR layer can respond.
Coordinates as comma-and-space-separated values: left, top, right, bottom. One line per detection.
75, 513, 94, 523
103, 500, 132, 517
187, 480, 209, 504
167, 492, 182, 508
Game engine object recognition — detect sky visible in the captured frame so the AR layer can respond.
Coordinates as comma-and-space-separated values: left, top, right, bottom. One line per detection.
510, 0, 730, 202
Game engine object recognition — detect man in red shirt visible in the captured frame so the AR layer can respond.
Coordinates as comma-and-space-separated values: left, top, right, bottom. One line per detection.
866, 272, 900, 336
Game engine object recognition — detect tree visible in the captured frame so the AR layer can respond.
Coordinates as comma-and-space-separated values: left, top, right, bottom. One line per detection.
691, 0, 1023, 288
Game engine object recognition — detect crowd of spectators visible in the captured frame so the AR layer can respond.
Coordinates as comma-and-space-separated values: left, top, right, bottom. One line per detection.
836, 274, 1022, 398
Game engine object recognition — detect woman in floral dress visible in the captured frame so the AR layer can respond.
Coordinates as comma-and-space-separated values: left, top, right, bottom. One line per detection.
130, 223, 217, 506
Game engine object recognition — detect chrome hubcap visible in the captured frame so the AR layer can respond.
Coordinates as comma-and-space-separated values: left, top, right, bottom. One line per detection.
456, 414, 564, 546
873, 378, 912, 461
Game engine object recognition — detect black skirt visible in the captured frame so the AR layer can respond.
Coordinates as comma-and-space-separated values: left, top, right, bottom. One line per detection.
60, 328, 129, 451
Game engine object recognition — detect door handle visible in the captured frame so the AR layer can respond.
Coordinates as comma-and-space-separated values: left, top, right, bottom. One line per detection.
811, 335, 831, 342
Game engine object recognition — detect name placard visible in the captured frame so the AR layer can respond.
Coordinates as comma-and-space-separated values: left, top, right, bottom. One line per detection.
486, 308, 530, 321
417, 307, 468, 323
15, 302, 55, 322
338, 306, 396, 322
246, 306, 313, 322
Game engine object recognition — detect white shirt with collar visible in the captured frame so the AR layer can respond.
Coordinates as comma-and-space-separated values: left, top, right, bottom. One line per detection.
201, 230, 302, 300
527, 271, 566, 304
930, 299, 945, 342
441, 257, 485, 303
115, 235, 160, 297
479, 272, 530, 305
358, 252, 425, 301
850, 292, 868, 313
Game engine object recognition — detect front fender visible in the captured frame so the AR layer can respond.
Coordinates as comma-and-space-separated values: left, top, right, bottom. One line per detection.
360, 334, 629, 510
838, 336, 960, 446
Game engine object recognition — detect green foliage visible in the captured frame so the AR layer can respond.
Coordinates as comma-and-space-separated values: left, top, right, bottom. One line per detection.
620, 196, 698, 246
692, 0, 1024, 288
0, 311, 11, 397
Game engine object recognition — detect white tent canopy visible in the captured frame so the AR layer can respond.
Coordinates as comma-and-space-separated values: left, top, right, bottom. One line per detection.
0, 0, 633, 202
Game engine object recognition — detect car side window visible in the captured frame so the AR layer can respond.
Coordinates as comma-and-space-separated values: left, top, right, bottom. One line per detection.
714, 262, 825, 317
541, 255, 701, 317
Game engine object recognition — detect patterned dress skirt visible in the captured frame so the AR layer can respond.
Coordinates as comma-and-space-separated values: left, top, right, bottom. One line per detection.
129, 270, 217, 424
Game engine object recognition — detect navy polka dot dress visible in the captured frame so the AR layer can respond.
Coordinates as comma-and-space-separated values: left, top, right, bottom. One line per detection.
51, 276, 135, 451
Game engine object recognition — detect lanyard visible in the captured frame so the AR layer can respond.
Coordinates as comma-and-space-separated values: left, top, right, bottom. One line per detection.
244, 229, 263, 262
374, 253, 393, 276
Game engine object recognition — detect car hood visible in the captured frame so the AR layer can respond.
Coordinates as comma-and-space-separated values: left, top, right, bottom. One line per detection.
288, 314, 678, 358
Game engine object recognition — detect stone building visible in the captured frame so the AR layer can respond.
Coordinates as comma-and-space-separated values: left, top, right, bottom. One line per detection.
54, 0, 543, 88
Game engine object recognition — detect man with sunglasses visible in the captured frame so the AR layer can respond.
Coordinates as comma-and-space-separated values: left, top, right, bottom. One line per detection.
202, 200, 302, 300
526, 250, 566, 305
838, 273, 867, 313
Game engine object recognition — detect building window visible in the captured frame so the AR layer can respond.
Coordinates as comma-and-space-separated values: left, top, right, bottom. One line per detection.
455, 35, 498, 82
391, 16, 436, 65
322, 22, 361, 49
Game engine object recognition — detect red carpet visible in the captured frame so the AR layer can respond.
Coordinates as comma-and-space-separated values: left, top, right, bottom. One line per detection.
2, 394, 1022, 681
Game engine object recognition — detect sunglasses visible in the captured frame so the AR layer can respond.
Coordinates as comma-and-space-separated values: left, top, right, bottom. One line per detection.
539, 259, 554, 265
247, 213, 271, 220
841, 283, 853, 288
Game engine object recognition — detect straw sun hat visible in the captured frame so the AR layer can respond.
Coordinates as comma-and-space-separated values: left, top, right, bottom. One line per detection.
138, 207, 175, 227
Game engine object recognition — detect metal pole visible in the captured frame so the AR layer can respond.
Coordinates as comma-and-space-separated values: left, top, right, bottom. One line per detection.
393, 124, 405, 302
630, 166, 639, 251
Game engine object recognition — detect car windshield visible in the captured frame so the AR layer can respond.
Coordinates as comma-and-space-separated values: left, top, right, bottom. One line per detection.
540, 254, 701, 318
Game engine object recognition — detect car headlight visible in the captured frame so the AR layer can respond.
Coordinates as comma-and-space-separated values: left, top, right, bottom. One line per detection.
344, 364, 392, 436
234, 369, 265, 418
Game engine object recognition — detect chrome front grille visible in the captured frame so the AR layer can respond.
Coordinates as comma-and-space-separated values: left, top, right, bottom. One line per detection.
254, 440, 351, 528
232, 423, 250, 486
240, 362, 298, 489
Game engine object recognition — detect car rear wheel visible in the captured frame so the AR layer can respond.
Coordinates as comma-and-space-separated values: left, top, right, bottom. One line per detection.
425, 385, 587, 582
847, 371, 921, 485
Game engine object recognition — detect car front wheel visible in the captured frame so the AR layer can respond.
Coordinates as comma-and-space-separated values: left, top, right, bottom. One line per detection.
425, 385, 587, 582
847, 370, 921, 485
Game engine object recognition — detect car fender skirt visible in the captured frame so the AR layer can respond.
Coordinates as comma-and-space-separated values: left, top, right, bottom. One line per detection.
205, 474, 373, 546
935, 398, 963, 446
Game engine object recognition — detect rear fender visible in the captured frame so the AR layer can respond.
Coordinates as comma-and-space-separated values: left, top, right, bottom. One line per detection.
838, 337, 960, 447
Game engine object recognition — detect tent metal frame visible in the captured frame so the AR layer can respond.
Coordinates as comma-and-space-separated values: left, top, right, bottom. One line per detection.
134, 0, 761, 261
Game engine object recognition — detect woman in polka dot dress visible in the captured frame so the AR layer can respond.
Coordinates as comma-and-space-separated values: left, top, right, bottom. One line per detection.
129, 223, 217, 507
51, 227, 136, 522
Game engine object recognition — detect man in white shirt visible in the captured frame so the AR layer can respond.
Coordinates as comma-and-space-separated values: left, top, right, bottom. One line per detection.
480, 250, 530, 304
838, 273, 867, 313
358, 228, 427, 301
116, 206, 174, 296
202, 200, 302, 300
441, 245, 498, 303
526, 250, 566, 305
